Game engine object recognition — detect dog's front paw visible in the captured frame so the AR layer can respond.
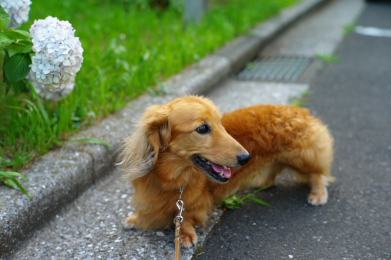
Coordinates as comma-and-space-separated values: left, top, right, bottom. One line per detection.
124, 213, 138, 229
179, 220, 199, 248
308, 192, 328, 206
181, 232, 198, 248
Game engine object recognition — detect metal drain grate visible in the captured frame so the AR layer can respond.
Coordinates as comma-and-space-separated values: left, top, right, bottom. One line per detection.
238, 56, 312, 81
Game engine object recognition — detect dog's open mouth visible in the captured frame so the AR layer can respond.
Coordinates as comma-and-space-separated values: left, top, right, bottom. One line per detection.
192, 155, 232, 183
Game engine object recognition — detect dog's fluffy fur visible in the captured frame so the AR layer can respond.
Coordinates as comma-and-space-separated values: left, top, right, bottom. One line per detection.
117, 96, 334, 247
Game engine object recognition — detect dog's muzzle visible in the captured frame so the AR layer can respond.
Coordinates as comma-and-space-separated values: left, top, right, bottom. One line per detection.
237, 154, 252, 166
192, 153, 251, 184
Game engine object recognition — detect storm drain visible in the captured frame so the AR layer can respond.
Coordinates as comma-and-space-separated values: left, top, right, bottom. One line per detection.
238, 56, 312, 81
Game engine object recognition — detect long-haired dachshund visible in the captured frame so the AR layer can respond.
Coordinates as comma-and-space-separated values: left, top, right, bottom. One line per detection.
117, 96, 334, 247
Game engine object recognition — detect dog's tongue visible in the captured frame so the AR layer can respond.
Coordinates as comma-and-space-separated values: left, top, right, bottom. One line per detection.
210, 162, 232, 178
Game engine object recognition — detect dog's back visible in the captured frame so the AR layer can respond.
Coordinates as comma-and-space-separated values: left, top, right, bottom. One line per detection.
210, 104, 334, 205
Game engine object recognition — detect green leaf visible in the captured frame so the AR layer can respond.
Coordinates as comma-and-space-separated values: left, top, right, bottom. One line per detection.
67, 138, 113, 151
0, 171, 31, 200
0, 171, 29, 182
19, 44, 32, 54
4, 53, 32, 83
220, 193, 244, 209
2, 48, 12, 96
0, 154, 30, 166
5, 42, 33, 57
246, 196, 271, 207
4, 178, 19, 189
315, 54, 341, 63
4, 29, 32, 40
0, 5, 11, 30
12, 80, 29, 95
251, 186, 272, 194
0, 32, 15, 47
4, 44, 24, 57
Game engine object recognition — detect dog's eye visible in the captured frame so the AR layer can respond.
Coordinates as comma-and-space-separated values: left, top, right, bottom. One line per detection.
196, 124, 211, 134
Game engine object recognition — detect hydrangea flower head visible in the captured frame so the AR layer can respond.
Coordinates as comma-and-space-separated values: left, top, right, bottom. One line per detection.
30, 16, 84, 92
0, 0, 31, 29
27, 71, 74, 101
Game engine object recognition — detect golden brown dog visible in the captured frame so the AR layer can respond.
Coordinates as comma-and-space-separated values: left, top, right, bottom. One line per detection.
117, 96, 334, 247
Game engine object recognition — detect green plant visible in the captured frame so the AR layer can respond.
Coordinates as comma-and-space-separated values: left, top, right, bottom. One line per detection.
0, 171, 31, 200
220, 186, 271, 210
0, 6, 33, 95
343, 23, 356, 37
302, 89, 311, 97
315, 54, 341, 63
291, 89, 310, 107
291, 98, 303, 107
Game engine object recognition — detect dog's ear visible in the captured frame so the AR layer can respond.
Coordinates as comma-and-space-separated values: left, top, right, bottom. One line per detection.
116, 104, 171, 180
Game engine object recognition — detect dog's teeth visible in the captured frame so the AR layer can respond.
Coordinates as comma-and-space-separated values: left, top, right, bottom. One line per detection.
200, 157, 210, 164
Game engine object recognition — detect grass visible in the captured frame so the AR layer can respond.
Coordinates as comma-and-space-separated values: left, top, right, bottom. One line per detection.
0, 0, 300, 172
344, 23, 357, 37
315, 53, 341, 63
0, 171, 31, 199
220, 186, 271, 210
290, 89, 310, 107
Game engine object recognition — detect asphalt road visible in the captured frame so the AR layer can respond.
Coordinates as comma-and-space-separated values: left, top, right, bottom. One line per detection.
196, 2, 391, 260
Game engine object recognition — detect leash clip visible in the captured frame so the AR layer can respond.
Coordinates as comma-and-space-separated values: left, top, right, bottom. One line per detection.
174, 199, 185, 223
174, 186, 185, 224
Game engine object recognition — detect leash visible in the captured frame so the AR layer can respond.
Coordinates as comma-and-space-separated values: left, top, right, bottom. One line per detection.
173, 186, 185, 260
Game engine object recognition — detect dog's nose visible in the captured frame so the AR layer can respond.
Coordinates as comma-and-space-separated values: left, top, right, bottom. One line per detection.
237, 154, 251, 166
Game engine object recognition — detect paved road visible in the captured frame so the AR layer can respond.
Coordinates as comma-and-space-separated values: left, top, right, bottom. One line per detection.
196, 1, 391, 260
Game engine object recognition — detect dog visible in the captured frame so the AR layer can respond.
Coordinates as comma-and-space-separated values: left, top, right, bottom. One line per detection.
117, 96, 334, 247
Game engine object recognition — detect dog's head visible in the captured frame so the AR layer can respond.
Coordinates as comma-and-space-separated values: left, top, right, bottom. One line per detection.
117, 96, 251, 184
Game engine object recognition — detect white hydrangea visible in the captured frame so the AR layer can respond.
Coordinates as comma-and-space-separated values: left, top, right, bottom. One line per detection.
0, 0, 31, 29
27, 71, 74, 101
30, 16, 84, 92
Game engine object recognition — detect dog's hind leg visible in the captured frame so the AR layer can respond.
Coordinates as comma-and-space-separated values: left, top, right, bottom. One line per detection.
289, 144, 334, 206
291, 169, 333, 206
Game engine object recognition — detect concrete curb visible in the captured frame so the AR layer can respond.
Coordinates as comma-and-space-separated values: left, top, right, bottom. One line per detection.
0, 0, 327, 256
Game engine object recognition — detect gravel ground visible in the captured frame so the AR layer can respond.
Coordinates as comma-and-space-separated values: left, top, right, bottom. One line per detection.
10, 168, 223, 260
